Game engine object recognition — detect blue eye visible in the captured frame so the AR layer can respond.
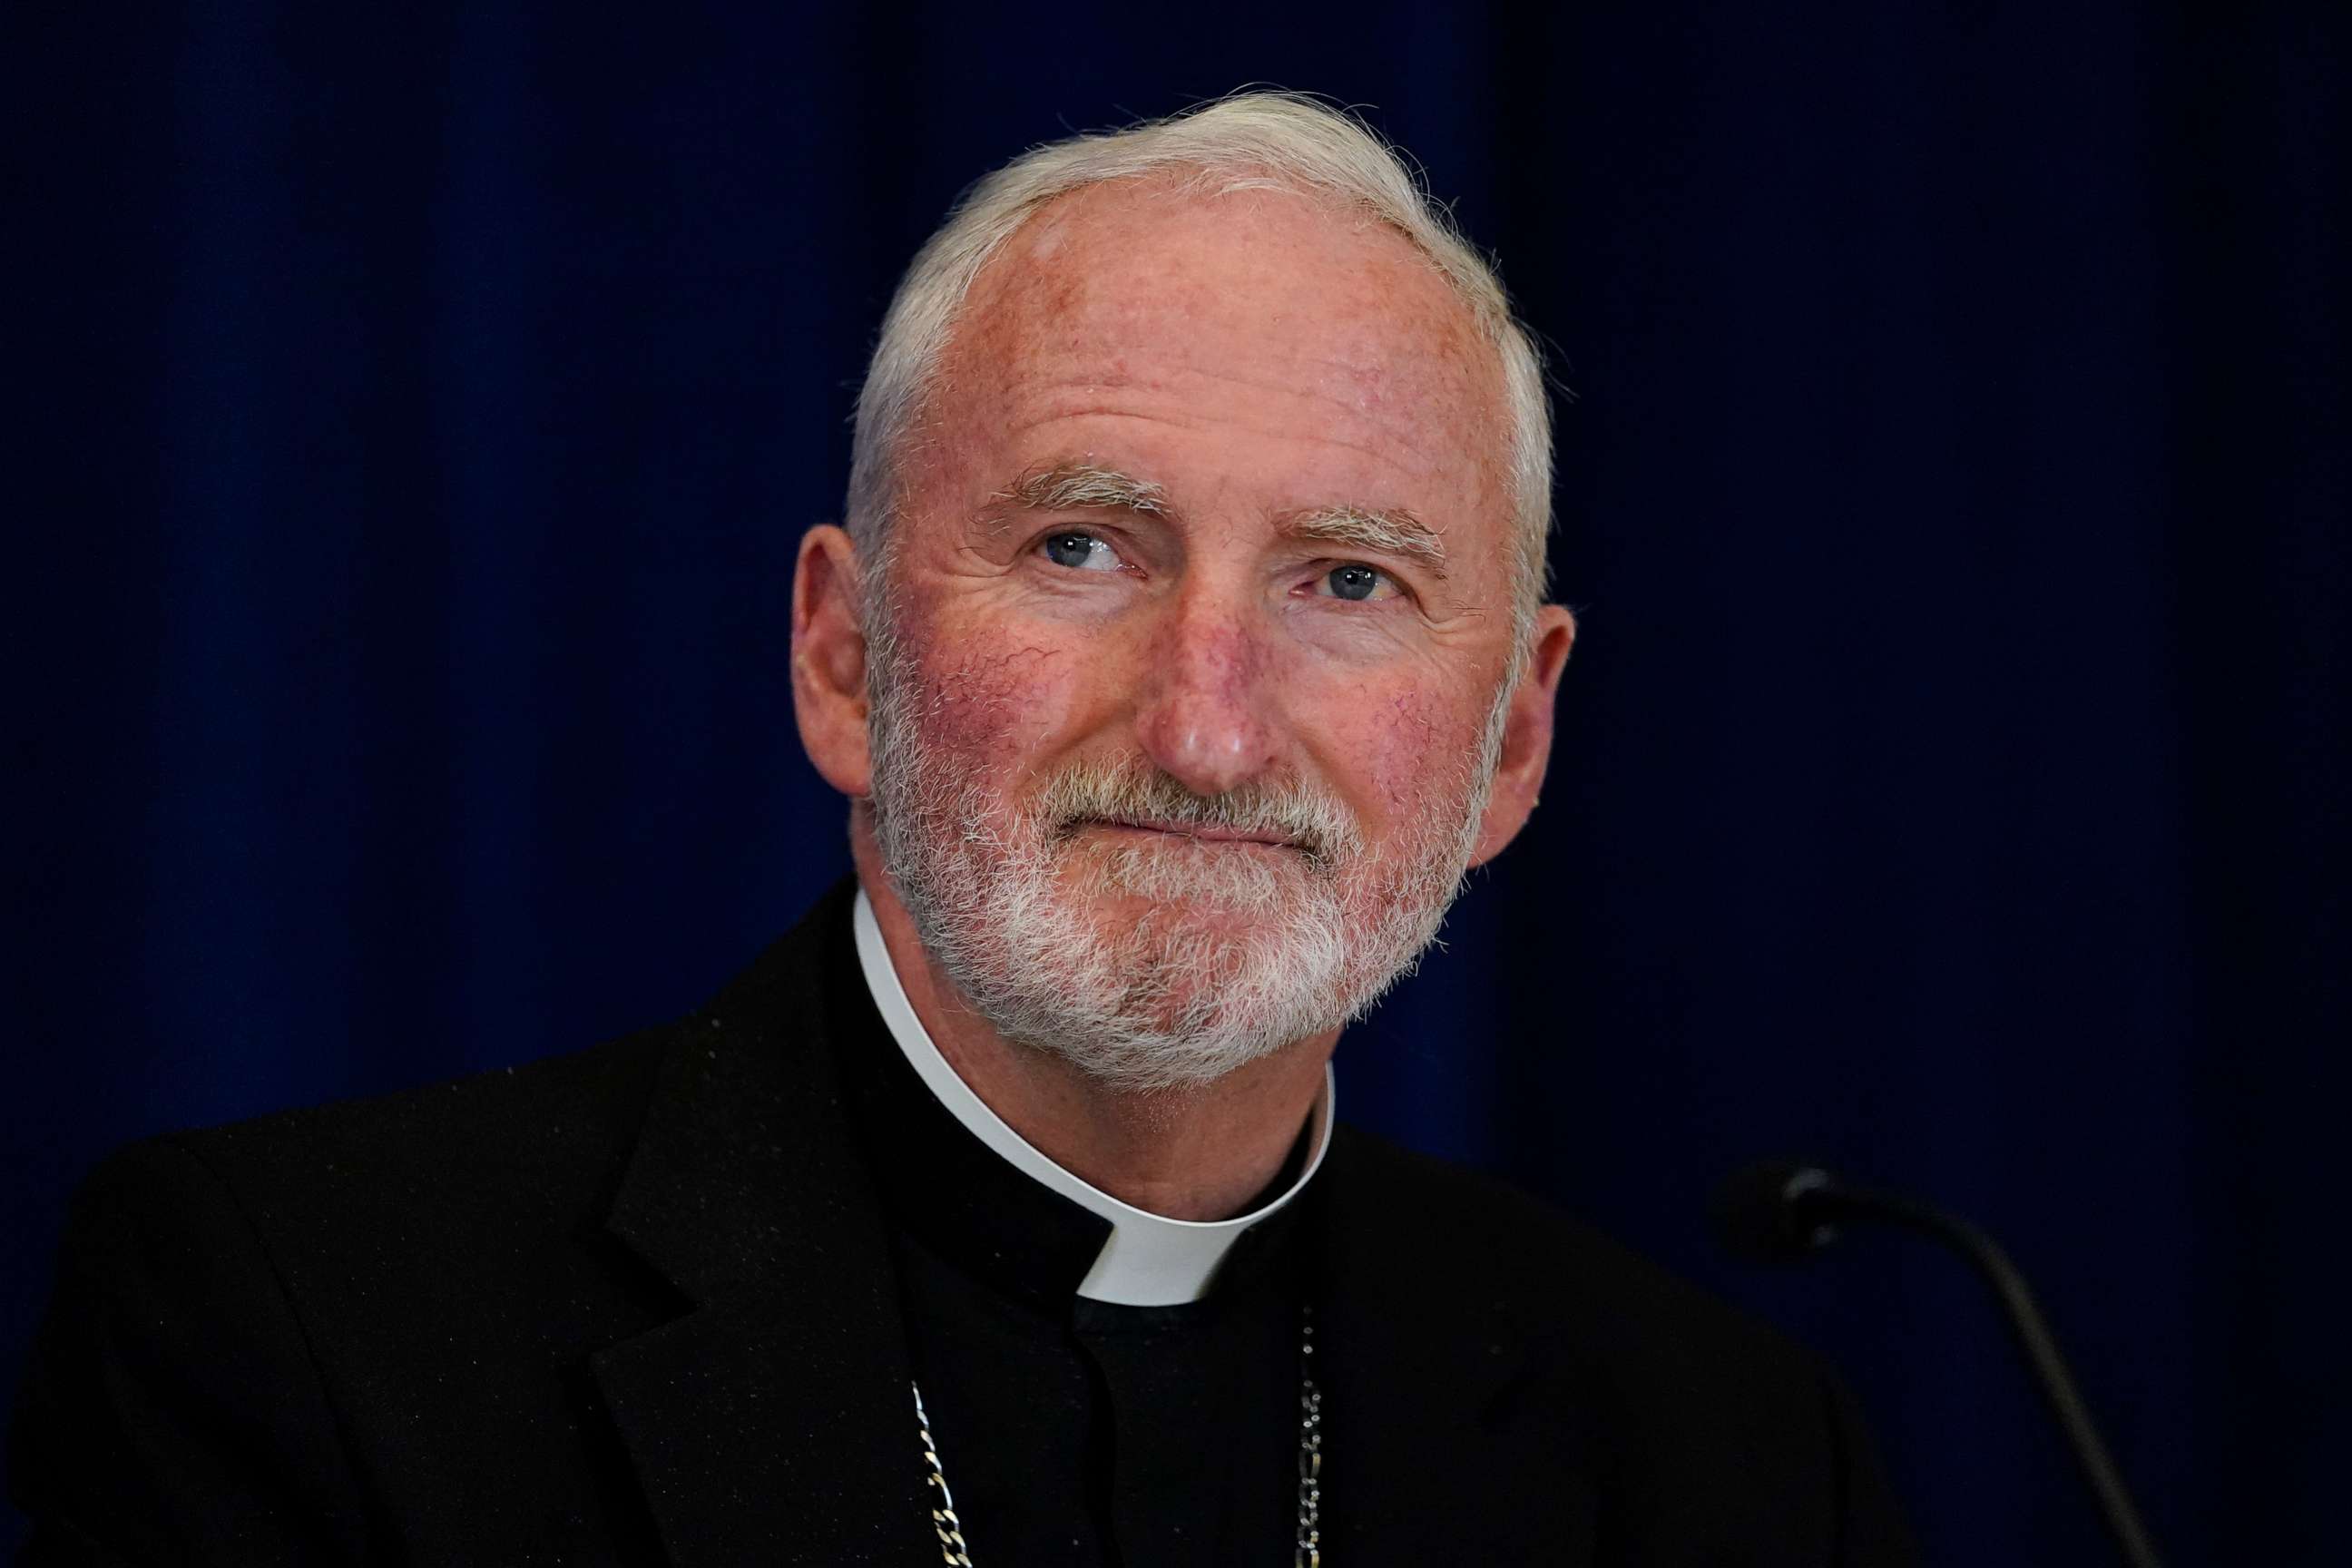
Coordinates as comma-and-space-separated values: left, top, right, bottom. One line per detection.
1041, 533, 1119, 572
1319, 563, 1392, 602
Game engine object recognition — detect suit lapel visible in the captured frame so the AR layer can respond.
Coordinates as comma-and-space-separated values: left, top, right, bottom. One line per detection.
590, 887, 935, 1566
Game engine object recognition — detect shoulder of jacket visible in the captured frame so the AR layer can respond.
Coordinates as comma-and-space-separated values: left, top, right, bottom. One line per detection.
1329, 1123, 1826, 1387
158, 1025, 673, 1200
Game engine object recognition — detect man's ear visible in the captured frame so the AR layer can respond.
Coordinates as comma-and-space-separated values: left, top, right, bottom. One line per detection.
1467, 604, 1577, 867
791, 524, 873, 798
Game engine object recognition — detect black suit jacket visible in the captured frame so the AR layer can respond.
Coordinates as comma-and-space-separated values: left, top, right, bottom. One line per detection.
11, 883, 1914, 1565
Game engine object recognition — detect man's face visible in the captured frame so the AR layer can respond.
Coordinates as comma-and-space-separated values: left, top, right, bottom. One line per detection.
864, 181, 1529, 1088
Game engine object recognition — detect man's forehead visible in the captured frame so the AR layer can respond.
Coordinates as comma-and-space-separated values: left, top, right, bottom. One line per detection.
932, 181, 1511, 503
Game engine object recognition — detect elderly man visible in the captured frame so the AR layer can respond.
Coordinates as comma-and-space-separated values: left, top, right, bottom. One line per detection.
13, 96, 1911, 1565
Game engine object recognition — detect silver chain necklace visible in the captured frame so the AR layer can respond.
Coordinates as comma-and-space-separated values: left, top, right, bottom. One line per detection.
912, 1302, 1324, 1567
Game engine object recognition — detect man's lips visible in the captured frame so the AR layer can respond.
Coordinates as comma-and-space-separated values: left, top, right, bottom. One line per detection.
1080, 816, 1300, 849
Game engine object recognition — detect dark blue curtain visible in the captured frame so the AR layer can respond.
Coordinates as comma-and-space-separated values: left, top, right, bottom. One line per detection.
7, 5, 2342, 1562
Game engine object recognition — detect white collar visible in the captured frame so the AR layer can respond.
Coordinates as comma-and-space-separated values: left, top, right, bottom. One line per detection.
851, 888, 1334, 1307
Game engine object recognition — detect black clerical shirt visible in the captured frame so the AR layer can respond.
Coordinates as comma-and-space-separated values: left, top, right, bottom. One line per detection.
831, 980, 1318, 1568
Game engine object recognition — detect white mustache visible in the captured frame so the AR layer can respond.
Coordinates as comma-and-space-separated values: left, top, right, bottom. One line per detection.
1028, 761, 1361, 867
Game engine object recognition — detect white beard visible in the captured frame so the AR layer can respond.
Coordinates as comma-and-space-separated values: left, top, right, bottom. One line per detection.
864, 608, 1510, 1093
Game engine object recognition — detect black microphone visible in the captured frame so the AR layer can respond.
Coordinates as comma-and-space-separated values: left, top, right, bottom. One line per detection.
1712, 1161, 2164, 1568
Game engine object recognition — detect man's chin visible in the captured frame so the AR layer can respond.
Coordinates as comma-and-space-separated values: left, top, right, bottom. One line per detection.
1058, 863, 1308, 932
908, 846, 1400, 1081
1047, 884, 1291, 944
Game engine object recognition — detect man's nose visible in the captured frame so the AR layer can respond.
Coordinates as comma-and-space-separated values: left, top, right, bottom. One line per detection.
1132, 584, 1278, 797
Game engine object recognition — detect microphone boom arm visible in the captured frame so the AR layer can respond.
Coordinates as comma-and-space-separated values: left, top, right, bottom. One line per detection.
1796, 1173, 2164, 1568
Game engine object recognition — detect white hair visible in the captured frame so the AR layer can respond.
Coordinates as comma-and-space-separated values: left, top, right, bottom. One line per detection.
844, 91, 1553, 628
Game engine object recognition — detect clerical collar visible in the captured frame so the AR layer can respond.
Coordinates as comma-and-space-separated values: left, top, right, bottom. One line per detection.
851, 888, 1334, 1308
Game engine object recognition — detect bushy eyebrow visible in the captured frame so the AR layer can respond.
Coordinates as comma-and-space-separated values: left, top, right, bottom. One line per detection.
1281, 505, 1450, 580
993, 462, 1171, 518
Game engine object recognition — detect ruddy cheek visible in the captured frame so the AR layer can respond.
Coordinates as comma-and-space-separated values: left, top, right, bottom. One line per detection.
911, 641, 1077, 769
1361, 690, 1456, 818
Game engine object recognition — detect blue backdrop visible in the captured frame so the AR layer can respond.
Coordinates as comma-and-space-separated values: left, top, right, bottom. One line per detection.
6, 4, 2344, 1563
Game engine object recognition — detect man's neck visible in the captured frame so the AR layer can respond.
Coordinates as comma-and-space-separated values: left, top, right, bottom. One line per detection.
848, 828, 1336, 1223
